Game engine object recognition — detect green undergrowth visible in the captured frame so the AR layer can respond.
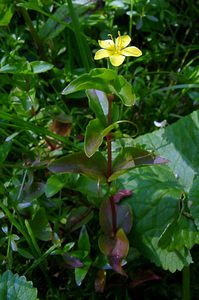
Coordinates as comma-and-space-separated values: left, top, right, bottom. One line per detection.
0, 0, 198, 299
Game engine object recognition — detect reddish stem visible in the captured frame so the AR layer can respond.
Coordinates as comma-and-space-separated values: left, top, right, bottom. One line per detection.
106, 95, 117, 235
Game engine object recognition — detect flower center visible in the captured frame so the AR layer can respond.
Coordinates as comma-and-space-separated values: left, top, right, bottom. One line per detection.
108, 32, 122, 54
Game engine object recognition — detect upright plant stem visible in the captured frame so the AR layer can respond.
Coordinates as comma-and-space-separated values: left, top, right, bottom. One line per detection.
182, 266, 190, 300
106, 95, 116, 235
20, 7, 46, 60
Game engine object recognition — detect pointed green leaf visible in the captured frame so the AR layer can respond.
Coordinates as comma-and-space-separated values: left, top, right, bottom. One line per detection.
0, 4, 14, 26
62, 68, 136, 107
85, 119, 120, 157
113, 75, 136, 106
45, 174, 69, 197
62, 68, 116, 95
29, 208, 52, 241
86, 89, 108, 126
84, 118, 104, 157
75, 258, 92, 286
78, 225, 90, 253
30, 61, 54, 73
48, 151, 107, 180
0, 141, 12, 164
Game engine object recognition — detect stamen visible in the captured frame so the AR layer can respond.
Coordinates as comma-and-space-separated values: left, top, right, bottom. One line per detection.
108, 34, 114, 42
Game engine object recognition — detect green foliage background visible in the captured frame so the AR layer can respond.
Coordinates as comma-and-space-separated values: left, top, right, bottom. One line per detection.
0, 0, 198, 299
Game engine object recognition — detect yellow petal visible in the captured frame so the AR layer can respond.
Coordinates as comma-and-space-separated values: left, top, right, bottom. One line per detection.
98, 39, 115, 50
116, 35, 131, 50
94, 49, 112, 60
121, 46, 142, 57
109, 54, 125, 67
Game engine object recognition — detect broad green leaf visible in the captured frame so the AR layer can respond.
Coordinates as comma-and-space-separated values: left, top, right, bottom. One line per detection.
158, 216, 199, 251
90, 68, 117, 81
189, 176, 199, 230
0, 61, 31, 74
75, 258, 92, 286
48, 151, 107, 180
119, 165, 190, 272
62, 68, 136, 107
0, 61, 53, 74
136, 110, 199, 192
45, 174, 69, 197
140, 236, 193, 273
30, 61, 54, 73
86, 89, 108, 126
62, 68, 116, 95
85, 119, 120, 157
0, 270, 37, 300
0, 141, 12, 164
10, 87, 37, 117
29, 208, 52, 241
78, 225, 90, 253
113, 75, 136, 106
0, 4, 14, 26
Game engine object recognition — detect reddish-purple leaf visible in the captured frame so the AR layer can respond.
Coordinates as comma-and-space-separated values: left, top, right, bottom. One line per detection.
98, 229, 129, 276
48, 151, 107, 181
110, 147, 168, 181
99, 199, 133, 234
64, 253, 84, 268
112, 189, 133, 203
65, 207, 93, 232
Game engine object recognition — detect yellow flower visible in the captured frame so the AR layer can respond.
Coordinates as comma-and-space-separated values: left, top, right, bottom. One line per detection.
94, 32, 142, 67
